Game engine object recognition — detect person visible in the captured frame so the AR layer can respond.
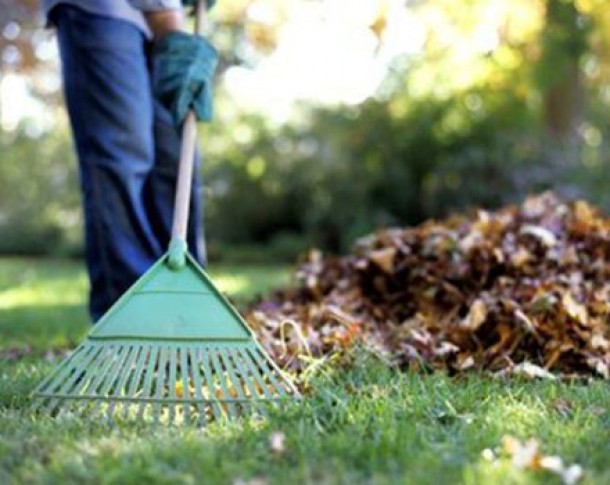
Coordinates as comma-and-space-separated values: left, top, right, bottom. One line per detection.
41, 0, 218, 321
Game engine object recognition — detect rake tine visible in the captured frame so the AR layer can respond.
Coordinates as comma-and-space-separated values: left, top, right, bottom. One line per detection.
248, 347, 293, 397
189, 347, 206, 426
224, 348, 262, 416
116, 344, 144, 419
58, 345, 108, 415
237, 348, 274, 400
122, 345, 146, 418
103, 345, 136, 421
153, 347, 169, 424
180, 347, 191, 425
209, 348, 236, 419
73, 345, 118, 416
198, 348, 223, 421
89, 346, 122, 418
32, 345, 85, 409
92, 345, 130, 418
44, 344, 102, 414
136, 345, 158, 422
44, 345, 94, 394
32, 345, 88, 413
218, 348, 249, 415
258, 345, 299, 396
220, 349, 259, 413
168, 347, 178, 426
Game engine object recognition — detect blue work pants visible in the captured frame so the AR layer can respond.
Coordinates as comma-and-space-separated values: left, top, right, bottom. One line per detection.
52, 5, 205, 321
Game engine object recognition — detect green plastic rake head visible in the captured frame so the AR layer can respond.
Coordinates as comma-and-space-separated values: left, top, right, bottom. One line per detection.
32, 250, 298, 425
31, 0, 298, 426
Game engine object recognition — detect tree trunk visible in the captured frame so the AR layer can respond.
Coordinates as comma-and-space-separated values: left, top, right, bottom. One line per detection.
544, 59, 582, 144
540, 0, 587, 149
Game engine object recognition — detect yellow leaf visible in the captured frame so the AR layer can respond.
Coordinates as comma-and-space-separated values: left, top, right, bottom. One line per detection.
574, 200, 596, 224
562, 293, 589, 325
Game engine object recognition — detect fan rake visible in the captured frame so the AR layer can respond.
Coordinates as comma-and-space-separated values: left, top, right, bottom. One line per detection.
31, 252, 298, 426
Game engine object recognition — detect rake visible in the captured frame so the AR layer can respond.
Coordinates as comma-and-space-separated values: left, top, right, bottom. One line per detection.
31, 1, 298, 425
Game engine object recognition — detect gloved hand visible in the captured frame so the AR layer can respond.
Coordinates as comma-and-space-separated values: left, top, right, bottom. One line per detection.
153, 32, 219, 125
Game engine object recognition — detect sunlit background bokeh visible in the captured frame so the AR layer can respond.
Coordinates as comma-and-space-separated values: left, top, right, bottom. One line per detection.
1, 0, 609, 262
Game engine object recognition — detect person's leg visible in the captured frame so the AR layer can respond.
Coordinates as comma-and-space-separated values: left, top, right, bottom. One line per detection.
145, 88, 206, 264
52, 5, 162, 321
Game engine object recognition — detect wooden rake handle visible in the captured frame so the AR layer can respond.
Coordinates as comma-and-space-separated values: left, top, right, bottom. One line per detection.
171, 0, 208, 243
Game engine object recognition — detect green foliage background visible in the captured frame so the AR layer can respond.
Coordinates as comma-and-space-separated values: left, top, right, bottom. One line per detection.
1, 0, 610, 261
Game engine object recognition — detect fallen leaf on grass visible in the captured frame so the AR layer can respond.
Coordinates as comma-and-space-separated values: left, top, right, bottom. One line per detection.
498, 362, 557, 380
0, 346, 33, 362
269, 431, 286, 454
502, 436, 584, 484
174, 381, 193, 399
234, 478, 267, 485
551, 399, 572, 417
503, 436, 541, 469
540, 456, 584, 485
586, 405, 606, 417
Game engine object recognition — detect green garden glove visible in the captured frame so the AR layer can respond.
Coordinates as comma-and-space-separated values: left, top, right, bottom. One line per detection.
153, 32, 219, 125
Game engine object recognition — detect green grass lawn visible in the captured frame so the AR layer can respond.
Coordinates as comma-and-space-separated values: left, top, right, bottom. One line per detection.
1, 258, 609, 484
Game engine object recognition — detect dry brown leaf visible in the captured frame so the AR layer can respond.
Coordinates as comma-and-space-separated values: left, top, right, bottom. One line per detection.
511, 247, 532, 267
520, 225, 558, 247
368, 247, 397, 274
461, 299, 488, 331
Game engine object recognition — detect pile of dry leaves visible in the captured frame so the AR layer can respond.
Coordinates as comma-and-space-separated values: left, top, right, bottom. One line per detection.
245, 193, 610, 378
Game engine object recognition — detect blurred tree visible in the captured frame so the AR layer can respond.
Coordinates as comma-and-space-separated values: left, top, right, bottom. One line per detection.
201, 0, 610, 257
0, 128, 80, 255
1, 0, 609, 259
535, 0, 589, 144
